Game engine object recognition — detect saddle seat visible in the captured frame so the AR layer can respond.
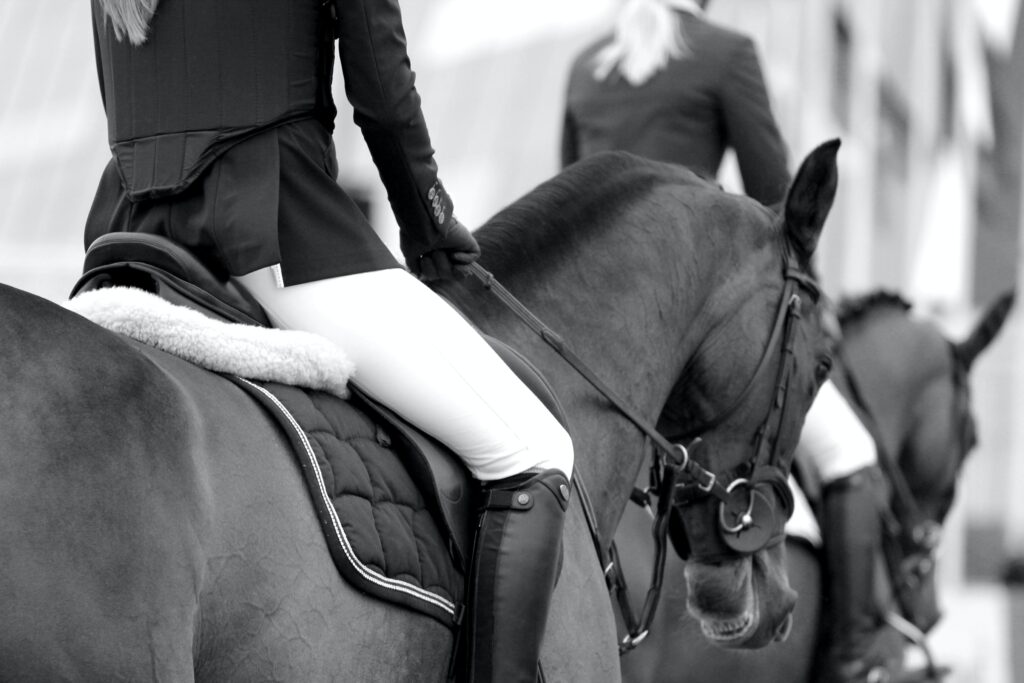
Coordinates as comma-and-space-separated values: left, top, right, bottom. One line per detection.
72, 233, 569, 614
73, 232, 271, 326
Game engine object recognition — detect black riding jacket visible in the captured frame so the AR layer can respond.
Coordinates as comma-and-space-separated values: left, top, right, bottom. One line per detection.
86, 0, 455, 284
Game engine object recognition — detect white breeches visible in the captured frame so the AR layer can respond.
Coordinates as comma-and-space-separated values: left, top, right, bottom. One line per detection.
236, 266, 574, 481
794, 378, 877, 483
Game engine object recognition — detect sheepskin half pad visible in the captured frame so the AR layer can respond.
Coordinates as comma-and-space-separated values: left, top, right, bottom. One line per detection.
64, 286, 353, 398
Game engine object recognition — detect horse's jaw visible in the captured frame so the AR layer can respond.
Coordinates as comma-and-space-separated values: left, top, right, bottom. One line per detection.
683, 546, 797, 649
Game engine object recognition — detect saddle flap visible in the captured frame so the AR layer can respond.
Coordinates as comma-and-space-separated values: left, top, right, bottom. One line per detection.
351, 385, 475, 572
484, 337, 569, 430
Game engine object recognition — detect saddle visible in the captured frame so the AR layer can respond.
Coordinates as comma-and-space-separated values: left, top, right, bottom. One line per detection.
71, 232, 568, 627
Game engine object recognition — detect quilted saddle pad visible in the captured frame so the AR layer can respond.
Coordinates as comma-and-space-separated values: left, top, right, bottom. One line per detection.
229, 376, 466, 627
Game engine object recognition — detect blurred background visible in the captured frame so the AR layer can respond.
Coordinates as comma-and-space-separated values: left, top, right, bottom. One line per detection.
1, 0, 1022, 679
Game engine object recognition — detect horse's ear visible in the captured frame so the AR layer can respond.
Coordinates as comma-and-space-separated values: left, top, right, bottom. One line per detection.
782, 139, 840, 263
953, 288, 1015, 369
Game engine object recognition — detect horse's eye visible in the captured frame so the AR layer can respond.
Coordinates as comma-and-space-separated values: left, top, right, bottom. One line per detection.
815, 357, 833, 382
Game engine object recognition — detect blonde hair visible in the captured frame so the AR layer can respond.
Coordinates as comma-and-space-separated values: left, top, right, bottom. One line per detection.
96, 0, 160, 46
592, 0, 691, 86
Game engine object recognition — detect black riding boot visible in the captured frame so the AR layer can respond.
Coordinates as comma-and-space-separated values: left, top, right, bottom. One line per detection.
465, 468, 571, 683
820, 465, 902, 683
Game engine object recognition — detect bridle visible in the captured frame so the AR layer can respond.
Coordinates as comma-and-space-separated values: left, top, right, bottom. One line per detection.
468, 250, 821, 652
663, 250, 819, 563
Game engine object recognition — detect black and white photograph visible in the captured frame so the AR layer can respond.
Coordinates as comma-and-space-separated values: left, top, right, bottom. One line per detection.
0, 1, 1021, 681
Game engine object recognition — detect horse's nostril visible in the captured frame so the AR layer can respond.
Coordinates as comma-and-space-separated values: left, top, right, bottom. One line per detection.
773, 612, 793, 642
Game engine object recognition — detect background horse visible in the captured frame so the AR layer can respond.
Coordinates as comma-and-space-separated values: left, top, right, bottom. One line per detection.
0, 144, 837, 681
616, 288, 1014, 683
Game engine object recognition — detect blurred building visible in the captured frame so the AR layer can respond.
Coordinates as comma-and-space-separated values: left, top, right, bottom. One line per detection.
0, 2, 109, 302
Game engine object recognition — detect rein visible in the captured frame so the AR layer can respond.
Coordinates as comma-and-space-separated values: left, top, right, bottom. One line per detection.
467, 258, 816, 652
468, 262, 724, 498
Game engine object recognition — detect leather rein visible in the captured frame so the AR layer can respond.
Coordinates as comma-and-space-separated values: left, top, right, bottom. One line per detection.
467, 257, 819, 653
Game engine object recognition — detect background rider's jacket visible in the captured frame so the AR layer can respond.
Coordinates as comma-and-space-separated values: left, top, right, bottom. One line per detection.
562, 9, 790, 206
86, 0, 455, 284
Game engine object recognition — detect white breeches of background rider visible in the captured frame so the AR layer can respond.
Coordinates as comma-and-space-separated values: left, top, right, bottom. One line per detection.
795, 378, 877, 483
236, 266, 574, 482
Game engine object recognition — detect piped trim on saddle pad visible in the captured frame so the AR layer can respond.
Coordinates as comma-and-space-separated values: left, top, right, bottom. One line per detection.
64, 286, 353, 398
228, 376, 464, 627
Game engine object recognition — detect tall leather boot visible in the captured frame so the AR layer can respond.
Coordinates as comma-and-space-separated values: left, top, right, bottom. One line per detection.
465, 469, 571, 683
820, 465, 901, 683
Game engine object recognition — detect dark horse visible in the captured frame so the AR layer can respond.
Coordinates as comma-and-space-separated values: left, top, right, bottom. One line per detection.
616, 288, 1015, 683
0, 144, 838, 681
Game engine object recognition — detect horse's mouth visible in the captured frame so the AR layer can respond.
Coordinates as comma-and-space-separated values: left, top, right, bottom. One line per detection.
698, 575, 759, 644
691, 553, 796, 648
699, 604, 757, 643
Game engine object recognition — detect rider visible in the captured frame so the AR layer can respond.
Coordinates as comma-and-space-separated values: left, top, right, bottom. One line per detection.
87, 1, 571, 680
562, 2, 901, 681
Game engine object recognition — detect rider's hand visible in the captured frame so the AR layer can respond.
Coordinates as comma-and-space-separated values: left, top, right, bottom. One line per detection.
405, 219, 481, 282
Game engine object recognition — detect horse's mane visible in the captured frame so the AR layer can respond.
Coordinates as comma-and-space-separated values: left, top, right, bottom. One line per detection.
836, 289, 911, 327
474, 152, 711, 277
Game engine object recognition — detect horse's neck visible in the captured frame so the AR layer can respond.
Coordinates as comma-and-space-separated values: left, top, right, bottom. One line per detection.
444, 237, 715, 536
844, 314, 948, 466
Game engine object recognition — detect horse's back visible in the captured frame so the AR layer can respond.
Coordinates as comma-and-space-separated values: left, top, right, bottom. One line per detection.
0, 284, 454, 680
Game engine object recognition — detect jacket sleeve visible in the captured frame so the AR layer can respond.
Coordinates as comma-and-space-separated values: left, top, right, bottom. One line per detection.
720, 36, 791, 206
334, 0, 455, 257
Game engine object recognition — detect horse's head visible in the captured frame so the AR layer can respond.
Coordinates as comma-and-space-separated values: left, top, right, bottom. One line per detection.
906, 289, 1014, 523
837, 289, 1014, 633
655, 140, 840, 648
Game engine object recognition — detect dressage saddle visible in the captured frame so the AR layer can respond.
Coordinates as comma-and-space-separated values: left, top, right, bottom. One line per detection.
71, 232, 568, 596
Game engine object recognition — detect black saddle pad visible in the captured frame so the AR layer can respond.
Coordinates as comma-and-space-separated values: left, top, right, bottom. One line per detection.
229, 376, 466, 627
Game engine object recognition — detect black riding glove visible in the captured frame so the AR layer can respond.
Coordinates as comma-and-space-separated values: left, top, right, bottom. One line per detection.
403, 219, 481, 282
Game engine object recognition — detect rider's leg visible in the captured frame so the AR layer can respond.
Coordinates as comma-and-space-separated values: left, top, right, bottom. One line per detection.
796, 380, 896, 683
236, 265, 573, 682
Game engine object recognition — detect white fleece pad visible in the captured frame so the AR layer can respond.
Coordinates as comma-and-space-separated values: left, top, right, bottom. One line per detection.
64, 287, 354, 398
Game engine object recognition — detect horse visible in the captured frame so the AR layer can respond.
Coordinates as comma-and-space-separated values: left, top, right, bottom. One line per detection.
0, 142, 839, 681
615, 287, 1015, 683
